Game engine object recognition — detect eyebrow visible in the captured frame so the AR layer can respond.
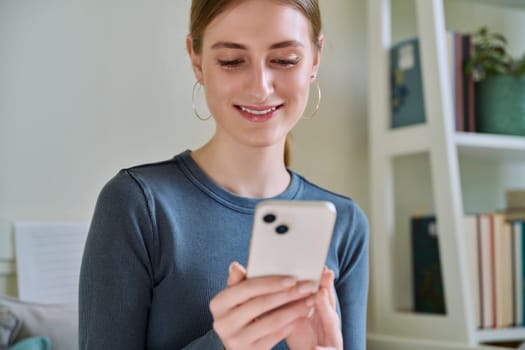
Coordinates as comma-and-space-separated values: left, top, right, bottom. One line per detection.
210, 40, 304, 50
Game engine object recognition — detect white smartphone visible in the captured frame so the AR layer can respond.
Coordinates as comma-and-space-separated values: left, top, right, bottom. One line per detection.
246, 200, 337, 288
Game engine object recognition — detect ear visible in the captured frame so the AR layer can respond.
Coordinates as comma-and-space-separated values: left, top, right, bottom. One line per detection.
186, 34, 204, 83
311, 34, 324, 82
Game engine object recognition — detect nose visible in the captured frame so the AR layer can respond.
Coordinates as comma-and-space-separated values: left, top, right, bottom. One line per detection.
247, 63, 274, 102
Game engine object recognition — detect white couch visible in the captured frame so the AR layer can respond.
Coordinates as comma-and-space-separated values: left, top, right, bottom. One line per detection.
0, 294, 78, 350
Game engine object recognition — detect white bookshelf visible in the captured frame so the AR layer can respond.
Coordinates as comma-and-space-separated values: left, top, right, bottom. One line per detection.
456, 133, 525, 161
456, 0, 525, 9
367, 0, 525, 349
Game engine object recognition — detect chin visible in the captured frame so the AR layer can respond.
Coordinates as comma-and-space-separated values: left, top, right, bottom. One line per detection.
242, 135, 286, 149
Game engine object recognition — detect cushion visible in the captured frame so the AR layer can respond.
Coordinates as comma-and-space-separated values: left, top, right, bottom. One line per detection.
0, 307, 22, 347
8, 337, 51, 350
0, 295, 77, 350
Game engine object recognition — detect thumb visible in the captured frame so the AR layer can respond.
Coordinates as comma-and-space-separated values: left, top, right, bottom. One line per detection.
320, 266, 337, 308
314, 288, 343, 348
227, 261, 247, 286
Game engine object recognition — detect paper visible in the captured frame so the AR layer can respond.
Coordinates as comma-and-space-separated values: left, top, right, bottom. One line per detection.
14, 222, 89, 304
398, 42, 415, 70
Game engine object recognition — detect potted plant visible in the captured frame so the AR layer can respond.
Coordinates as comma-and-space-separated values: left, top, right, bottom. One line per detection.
465, 27, 525, 136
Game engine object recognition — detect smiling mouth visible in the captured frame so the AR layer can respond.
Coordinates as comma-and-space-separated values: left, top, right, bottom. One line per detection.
235, 104, 284, 116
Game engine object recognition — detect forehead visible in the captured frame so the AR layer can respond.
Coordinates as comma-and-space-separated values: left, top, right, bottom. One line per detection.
203, 0, 312, 49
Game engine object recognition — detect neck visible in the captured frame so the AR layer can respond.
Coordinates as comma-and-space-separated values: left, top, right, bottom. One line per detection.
191, 137, 290, 198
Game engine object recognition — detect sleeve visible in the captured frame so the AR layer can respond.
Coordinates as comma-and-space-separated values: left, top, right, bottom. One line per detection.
79, 171, 226, 350
181, 330, 225, 349
336, 203, 369, 350
79, 171, 156, 349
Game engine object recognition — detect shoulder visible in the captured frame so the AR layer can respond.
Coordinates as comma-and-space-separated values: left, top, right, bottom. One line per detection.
294, 173, 369, 265
95, 156, 182, 212
294, 175, 369, 283
123, 157, 180, 188
100, 152, 191, 198
295, 173, 368, 231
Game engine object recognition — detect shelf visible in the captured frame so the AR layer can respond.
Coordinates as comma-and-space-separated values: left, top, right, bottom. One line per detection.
476, 327, 525, 343
382, 129, 525, 161
455, 132, 525, 161
452, 0, 525, 10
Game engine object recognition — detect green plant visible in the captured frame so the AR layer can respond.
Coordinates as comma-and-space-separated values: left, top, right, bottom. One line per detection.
464, 26, 525, 82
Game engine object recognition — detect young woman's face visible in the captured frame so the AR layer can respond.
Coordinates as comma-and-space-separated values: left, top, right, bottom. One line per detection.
188, 0, 322, 150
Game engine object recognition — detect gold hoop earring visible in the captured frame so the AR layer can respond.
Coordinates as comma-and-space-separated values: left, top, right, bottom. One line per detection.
192, 81, 212, 121
303, 80, 321, 120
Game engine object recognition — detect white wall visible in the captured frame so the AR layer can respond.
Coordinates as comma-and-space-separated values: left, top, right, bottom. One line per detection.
0, 1, 370, 295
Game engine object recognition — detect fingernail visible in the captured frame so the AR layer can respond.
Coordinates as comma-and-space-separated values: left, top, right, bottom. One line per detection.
307, 307, 315, 318
281, 278, 297, 287
229, 262, 236, 273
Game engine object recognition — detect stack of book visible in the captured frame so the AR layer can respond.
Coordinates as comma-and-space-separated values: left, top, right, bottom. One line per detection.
411, 198, 525, 329
390, 32, 475, 131
463, 212, 524, 329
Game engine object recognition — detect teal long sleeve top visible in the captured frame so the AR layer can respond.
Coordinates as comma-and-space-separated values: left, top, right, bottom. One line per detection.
79, 150, 369, 349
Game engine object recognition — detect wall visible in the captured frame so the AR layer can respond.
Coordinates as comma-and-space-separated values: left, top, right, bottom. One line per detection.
0, 0, 369, 295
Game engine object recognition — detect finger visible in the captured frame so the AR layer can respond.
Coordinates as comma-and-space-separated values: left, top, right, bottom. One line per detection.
227, 261, 247, 287
319, 267, 336, 308
237, 295, 315, 346
314, 288, 342, 347
220, 281, 317, 333
211, 276, 297, 317
252, 321, 297, 350
319, 266, 331, 289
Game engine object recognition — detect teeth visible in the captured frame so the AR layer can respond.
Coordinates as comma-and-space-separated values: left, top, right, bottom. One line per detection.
240, 106, 277, 115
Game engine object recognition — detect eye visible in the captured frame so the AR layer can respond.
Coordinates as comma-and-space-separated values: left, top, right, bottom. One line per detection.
217, 59, 244, 68
272, 58, 301, 67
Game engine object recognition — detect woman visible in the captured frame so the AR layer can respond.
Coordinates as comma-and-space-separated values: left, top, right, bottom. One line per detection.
79, 0, 368, 349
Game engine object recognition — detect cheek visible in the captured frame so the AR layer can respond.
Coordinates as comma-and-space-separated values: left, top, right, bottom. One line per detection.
287, 77, 311, 113
280, 74, 312, 105
202, 68, 243, 96
202, 71, 233, 107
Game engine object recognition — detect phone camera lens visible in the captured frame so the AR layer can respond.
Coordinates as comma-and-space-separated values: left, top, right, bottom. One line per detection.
275, 225, 289, 234
263, 214, 276, 223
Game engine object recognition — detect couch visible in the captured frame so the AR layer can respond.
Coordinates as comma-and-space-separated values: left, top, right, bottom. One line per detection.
0, 294, 77, 350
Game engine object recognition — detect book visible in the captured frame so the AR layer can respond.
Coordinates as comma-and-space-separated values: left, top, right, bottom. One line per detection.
390, 37, 426, 128
506, 190, 525, 221
512, 220, 523, 326
493, 213, 513, 328
390, 33, 467, 130
506, 190, 525, 208
508, 211, 525, 222
411, 215, 446, 314
452, 32, 465, 131
521, 221, 525, 326
478, 213, 495, 328
463, 33, 476, 132
464, 214, 481, 328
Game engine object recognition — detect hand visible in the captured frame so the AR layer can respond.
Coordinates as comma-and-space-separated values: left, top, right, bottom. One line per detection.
286, 267, 343, 350
210, 262, 318, 350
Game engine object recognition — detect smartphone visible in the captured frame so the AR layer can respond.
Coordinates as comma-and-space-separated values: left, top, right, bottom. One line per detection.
246, 200, 337, 288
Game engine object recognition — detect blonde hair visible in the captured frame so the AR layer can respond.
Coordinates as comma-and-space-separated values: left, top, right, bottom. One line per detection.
189, 0, 322, 167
